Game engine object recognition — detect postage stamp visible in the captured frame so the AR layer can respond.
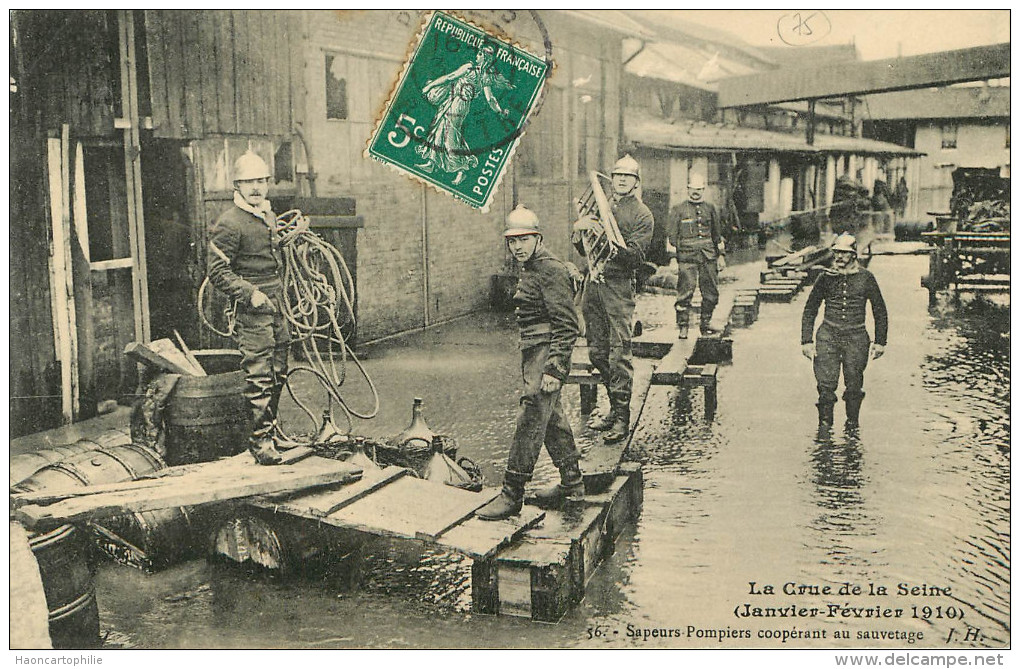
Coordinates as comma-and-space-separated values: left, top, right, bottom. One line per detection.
366, 11, 550, 211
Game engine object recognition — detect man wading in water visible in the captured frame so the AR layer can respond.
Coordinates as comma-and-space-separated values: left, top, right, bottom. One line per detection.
801, 233, 888, 430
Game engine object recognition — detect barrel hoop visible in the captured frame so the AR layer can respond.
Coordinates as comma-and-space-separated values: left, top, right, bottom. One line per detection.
169, 415, 249, 427
93, 443, 165, 480
29, 524, 77, 551
44, 462, 92, 487
48, 588, 96, 622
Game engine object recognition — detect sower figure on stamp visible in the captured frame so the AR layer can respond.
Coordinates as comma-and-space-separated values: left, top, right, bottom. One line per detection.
207, 151, 291, 465
666, 173, 726, 339
801, 233, 888, 430
477, 206, 585, 521
572, 155, 654, 444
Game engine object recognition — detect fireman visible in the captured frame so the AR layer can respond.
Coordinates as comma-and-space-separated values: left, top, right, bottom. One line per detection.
478, 206, 584, 520
207, 151, 290, 465
667, 173, 726, 338
571, 155, 654, 444
801, 233, 888, 429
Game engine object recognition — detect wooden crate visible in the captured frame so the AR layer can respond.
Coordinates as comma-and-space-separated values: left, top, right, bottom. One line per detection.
473, 464, 643, 622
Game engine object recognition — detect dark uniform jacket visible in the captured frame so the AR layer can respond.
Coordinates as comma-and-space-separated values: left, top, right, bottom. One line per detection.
574, 194, 654, 280
513, 247, 580, 381
668, 200, 723, 261
801, 268, 888, 346
207, 203, 284, 305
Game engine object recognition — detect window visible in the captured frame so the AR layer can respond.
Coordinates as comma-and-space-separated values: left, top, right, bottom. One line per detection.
940, 122, 958, 149
325, 53, 348, 120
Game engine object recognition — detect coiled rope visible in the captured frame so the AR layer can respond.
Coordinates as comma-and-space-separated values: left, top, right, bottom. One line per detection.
199, 209, 379, 437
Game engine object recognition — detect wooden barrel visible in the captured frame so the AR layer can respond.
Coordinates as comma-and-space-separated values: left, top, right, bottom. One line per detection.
10, 428, 134, 490
13, 442, 164, 493
91, 506, 203, 572
29, 524, 100, 649
165, 350, 249, 466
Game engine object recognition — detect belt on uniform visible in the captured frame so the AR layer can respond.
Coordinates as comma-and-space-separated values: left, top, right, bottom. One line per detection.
821, 318, 867, 332
519, 322, 552, 335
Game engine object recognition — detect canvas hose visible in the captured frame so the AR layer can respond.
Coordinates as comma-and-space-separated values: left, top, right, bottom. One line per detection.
199, 210, 379, 438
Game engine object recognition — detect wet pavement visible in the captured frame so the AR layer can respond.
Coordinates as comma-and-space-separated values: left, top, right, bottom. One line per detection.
59, 247, 1013, 648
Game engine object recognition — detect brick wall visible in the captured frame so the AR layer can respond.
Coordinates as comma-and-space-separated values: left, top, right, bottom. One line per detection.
301, 10, 622, 341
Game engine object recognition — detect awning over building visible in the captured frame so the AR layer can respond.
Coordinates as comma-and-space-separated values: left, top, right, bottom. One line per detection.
625, 113, 922, 157
561, 10, 656, 39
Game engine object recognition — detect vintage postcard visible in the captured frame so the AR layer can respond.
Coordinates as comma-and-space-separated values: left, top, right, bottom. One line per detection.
366, 11, 549, 211
7, 9, 1011, 663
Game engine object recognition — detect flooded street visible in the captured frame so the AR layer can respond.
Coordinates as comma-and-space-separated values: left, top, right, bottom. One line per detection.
94, 250, 1009, 649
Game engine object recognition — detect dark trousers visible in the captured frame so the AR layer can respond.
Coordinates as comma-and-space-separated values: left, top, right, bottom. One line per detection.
675, 250, 719, 322
506, 343, 580, 479
813, 322, 870, 405
235, 290, 290, 438
582, 275, 635, 420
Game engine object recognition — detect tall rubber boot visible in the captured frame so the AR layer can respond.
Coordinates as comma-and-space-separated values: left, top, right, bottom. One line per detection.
700, 308, 720, 336
844, 396, 863, 428
249, 403, 282, 465
816, 401, 835, 427
604, 408, 630, 444
533, 460, 585, 509
676, 309, 689, 339
477, 472, 528, 521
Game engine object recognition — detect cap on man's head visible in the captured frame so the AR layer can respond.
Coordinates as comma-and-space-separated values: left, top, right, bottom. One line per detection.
688, 174, 706, 190
831, 233, 858, 253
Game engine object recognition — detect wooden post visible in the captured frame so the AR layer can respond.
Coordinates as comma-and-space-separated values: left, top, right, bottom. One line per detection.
46, 133, 77, 424
118, 10, 151, 344
806, 99, 816, 146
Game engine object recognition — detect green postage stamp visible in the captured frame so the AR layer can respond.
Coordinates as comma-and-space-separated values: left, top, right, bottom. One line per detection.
366, 11, 550, 211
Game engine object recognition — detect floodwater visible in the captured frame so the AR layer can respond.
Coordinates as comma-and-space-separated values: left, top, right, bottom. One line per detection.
93, 250, 1009, 649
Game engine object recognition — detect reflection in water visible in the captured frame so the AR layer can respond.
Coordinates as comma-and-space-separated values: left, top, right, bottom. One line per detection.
89, 255, 1008, 649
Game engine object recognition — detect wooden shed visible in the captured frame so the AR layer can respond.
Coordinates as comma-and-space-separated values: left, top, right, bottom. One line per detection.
10, 10, 306, 436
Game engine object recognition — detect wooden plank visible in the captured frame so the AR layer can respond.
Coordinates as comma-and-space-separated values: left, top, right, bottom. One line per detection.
196, 11, 219, 135
650, 336, 696, 386
436, 506, 545, 559
214, 11, 237, 134
719, 43, 1010, 107
15, 456, 363, 529
124, 341, 194, 375
89, 257, 134, 271
173, 329, 206, 375
580, 358, 655, 481
11, 451, 323, 508
161, 11, 185, 138
232, 10, 252, 134
143, 11, 170, 137
181, 10, 204, 138
150, 338, 203, 375
325, 476, 501, 542
256, 466, 408, 518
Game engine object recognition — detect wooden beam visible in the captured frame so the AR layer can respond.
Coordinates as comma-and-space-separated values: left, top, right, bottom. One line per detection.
719, 43, 1010, 107
15, 455, 363, 529
118, 10, 151, 343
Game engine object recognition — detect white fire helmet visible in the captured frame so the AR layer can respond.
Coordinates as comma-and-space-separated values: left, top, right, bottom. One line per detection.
611, 154, 641, 180
503, 205, 542, 237
233, 151, 271, 182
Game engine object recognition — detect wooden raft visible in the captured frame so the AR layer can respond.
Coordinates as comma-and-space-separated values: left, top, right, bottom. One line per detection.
13, 451, 362, 529
250, 466, 546, 560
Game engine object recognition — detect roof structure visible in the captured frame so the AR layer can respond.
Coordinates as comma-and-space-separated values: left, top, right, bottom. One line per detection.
625, 112, 921, 156
625, 42, 759, 91
623, 10, 775, 68
863, 86, 1010, 121
755, 44, 859, 69
560, 10, 656, 40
